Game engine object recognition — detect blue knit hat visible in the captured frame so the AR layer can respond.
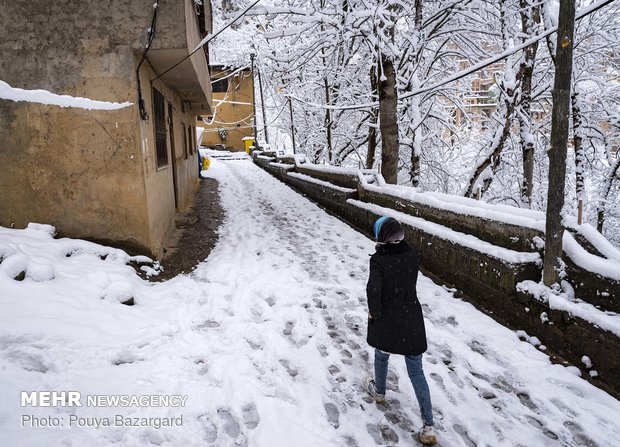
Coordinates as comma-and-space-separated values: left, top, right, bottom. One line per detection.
374, 216, 404, 243
374, 215, 391, 239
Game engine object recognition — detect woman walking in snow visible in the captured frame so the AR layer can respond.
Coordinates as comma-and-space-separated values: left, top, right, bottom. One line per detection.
365, 216, 437, 446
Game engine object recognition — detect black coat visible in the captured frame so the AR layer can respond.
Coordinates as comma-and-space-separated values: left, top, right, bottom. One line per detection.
366, 240, 428, 355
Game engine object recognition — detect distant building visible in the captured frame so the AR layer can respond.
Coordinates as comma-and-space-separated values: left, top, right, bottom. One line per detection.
0, 1, 213, 258
199, 65, 255, 152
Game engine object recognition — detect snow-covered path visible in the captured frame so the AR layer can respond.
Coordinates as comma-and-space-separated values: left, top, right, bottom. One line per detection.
2, 157, 620, 446
191, 158, 620, 447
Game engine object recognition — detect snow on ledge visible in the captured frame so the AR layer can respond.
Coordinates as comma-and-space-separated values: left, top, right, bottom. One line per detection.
294, 160, 360, 176
288, 172, 356, 194
268, 162, 295, 170
0, 80, 132, 110
348, 199, 541, 265
517, 280, 620, 337
563, 232, 620, 281
571, 224, 620, 263
361, 181, 547, 231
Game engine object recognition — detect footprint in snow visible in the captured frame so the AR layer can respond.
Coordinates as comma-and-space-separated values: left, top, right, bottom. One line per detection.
386, 370, 399, 392
283, 321, 295, 337
491, 376, 515, 393
341, 349, 353, 359
447, 369, 465, 387
341, 435, 359, 447
453, 424, 477, 447
313, 297, 326, 309
446, 315, 458, 327
564, 420, 598, 447
317, 344, 329, 358
328, 331, 345, 344
194, 358, 209, 372
366, 423, 399, 445
245, 337, 263, 351
526, 415, 559, 440
241, 403, 260, 429
430, 373, 456, 404
198, 415, 218, 443
279, 359, 299, 377
347, 340, 361, 351
516, 391, 538, 412
196, 320, 221, 330
324, 402, 340, 428
217, 408, 241, 439
468, 340, 486, 356
426, 355, 439, 365
251, 306, 265, 323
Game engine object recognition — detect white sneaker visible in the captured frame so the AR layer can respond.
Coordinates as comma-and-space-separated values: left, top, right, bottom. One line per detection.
419, 425, 438, 445
364, 377, 385, 403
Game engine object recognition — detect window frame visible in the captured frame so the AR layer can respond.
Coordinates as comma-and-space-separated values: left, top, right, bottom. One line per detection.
152, 87, 169, 169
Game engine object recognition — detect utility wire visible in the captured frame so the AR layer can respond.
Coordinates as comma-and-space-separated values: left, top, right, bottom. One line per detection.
137, 1, 160, 121
287, 0, 617, 111
151, 0, 261, 82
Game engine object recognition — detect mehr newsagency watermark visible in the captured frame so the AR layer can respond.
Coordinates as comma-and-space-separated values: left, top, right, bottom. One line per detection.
20, 391, 186, 429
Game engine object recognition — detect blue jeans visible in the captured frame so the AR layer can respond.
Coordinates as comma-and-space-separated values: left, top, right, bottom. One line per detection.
374, 349, 434, 426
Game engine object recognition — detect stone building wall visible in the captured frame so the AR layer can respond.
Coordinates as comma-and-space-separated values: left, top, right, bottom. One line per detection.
0, 1, 209, 257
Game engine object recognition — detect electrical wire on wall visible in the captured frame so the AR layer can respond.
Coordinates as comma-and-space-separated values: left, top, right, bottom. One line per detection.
137, 1, 160, 121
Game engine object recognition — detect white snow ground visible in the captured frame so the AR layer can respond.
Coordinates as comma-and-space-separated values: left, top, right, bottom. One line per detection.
1, 157, 619, 446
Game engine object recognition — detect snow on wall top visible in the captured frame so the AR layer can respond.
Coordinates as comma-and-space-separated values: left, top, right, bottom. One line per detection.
294, 158, 360, 176
349, 199, 541, 265
0, 80, 132, 110
518, 280, 620, 338
288, 172, 356, 194
362, 181, 547, 231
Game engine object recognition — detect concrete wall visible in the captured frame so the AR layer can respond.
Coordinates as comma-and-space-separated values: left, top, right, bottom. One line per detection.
0, 0, 150, 251
0, 1, 206, 257
137, 61, 200, 258
253, 152, 620, 398
200, 68, 254, 151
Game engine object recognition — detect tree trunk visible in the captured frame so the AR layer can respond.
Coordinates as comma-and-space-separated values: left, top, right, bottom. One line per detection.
324, 77, 333, 163
408, 0, 423, 187
518, 0, 540, 206
379, 55, 399, 184
378, 2, 400, 184
571, 89, 585, 224
543, 0, 576, 287
366, 66, 379, 170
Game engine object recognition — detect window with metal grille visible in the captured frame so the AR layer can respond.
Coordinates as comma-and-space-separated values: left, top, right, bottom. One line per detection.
152, 87, 168, 168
